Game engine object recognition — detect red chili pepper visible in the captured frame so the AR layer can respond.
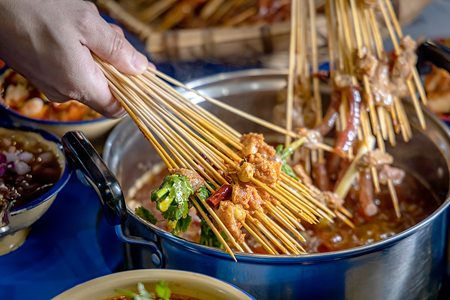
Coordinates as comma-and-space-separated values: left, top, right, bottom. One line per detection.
312, 70, 331, 84
314, 89, 342, 136
207, 184, 232, 206
312, 162, 330, 192
200, 153, 213, 166
335, 86, 362, 158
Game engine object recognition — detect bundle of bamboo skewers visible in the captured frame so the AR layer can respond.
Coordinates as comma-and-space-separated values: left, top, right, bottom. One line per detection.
93, 55, 353, 259
90, 0, 429, 260
283, 0, 428, 219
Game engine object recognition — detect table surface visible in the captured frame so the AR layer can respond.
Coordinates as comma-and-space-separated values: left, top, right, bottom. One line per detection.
2, 1, 450, 299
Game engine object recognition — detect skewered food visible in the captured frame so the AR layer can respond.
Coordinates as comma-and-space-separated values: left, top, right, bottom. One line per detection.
0, 69, 102, 122
128, 136, 436, 253
424, 65, 450, 115
103, 0, 292, 32
89, 0, 433, 259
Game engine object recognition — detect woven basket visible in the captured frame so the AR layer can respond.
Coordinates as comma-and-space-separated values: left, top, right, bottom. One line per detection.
96, 0, 432, 63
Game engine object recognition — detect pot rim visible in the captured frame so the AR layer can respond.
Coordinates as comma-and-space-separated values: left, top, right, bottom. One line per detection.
106, 68, 450, 263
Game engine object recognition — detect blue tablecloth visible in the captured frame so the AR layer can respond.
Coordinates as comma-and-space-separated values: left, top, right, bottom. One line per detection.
0, 174, 122, 299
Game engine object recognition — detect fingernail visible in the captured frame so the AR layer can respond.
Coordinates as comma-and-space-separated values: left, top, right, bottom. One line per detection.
133, 52, 148, 73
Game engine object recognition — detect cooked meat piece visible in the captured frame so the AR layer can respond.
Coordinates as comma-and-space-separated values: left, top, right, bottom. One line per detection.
359, 171, 378, 217
216, 200, 246, 244
232, 183, 264, 213
333, 72, 353, 90
273, 77, 316, 129
169, 168, 204, 192
256, 187, 278, 206
372, 85, 393, 107
240, 133, 276, 159
424, 66, 450, 114
320, 191, 344, 211
238, 162, 255, 183
356, 149, 393, 172
293, 164, 312, 186
372, 62, 390, 86
247, 153, 281, 188
272, 94, 306, 130
389, 77, 408, 98
295, 76, 312, 99
379, 165, 405, 185
232, 183, 250, 209
426, 94, 450, 114
400, 35, 417, 52
425, 66, 450, 96
371, 63, 394, 107
355, 47, 378, 79
392, 52, 416, 80
298, 128, 322, 150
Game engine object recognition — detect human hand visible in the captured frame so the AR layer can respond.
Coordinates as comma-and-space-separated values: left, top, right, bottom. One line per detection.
0, 0, 149, 118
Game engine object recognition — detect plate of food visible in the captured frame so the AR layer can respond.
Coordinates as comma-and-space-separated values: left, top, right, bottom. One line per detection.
0, 68, 123, 140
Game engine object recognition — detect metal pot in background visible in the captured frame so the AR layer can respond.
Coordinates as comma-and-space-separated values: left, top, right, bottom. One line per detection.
100, 69, 450, 300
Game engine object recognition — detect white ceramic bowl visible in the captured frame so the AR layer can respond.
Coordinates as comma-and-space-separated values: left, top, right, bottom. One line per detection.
52, 269, 255, 300
0, 68, 123, 141
0, 125, 71, 255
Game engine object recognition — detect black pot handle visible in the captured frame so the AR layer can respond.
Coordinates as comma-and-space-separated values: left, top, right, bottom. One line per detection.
62, 131, 127, 225
417, 40, 450, 75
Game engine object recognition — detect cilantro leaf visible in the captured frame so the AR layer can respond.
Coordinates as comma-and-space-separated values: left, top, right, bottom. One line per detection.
115, 283, 155, 300
199, 218, 227, 249
135, 207, 158, 225
155, 281, 171, 300
171, 215, 192, 236
150, 174, 193, 232
137, 283, 154, 299
196, 185, 211, 200
115, 289, 136, 298
281, 163, 299, 181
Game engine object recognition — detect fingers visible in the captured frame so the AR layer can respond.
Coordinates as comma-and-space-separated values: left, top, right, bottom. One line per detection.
75, 46, 126, 119
81, 12, 148, 75
108, 23, 157, 70
85, 1, 99, 14
110, 23, 124, 36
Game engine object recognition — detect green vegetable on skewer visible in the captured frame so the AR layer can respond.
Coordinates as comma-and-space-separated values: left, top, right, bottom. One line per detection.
150, 174, 194, 235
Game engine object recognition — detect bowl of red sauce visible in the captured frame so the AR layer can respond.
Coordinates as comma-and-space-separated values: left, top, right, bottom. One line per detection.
0, 123, 71, 255
0, 68, 123, 141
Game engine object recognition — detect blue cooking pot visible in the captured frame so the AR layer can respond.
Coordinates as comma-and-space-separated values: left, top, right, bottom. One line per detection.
63, 41, 450, 300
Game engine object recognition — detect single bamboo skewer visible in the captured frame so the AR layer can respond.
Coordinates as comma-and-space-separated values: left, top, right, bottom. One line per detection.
285, 0, 298, 148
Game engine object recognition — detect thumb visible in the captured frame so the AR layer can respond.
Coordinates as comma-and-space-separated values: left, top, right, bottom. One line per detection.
81, 15, 148, 75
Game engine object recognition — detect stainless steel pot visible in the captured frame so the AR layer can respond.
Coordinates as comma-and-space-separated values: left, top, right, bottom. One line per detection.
102, 69, 450, 300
